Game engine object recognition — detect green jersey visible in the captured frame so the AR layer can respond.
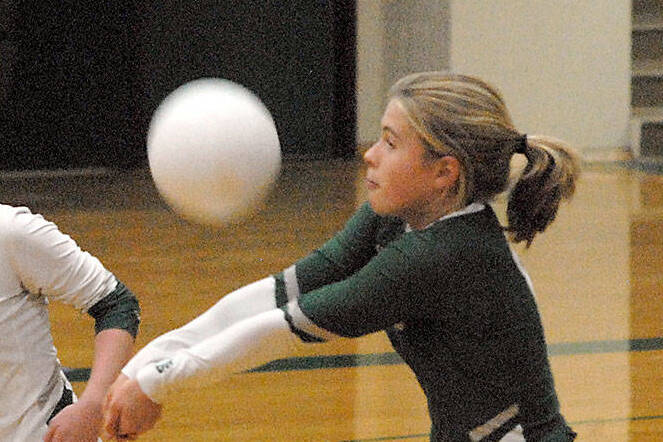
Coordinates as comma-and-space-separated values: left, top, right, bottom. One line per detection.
275, 202, 575, 441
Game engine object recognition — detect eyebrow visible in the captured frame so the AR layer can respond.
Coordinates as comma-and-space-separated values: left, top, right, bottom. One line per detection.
381, 125, 401, 140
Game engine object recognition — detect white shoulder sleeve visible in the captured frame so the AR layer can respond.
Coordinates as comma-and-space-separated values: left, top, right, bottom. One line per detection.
4, 207, 116, 311
134, 308, 300, 403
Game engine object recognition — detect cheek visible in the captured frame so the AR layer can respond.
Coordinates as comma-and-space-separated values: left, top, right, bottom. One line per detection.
372, 165, 424, 211
390, 161, 428, 193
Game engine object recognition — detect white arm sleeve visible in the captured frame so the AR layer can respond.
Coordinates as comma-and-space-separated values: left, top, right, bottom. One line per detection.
122, 277, 277, 378
134, 308, 299, 403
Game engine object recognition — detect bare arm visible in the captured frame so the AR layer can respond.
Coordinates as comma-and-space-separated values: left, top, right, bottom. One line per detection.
82, 329, 135, 406
44, 329, 134, 442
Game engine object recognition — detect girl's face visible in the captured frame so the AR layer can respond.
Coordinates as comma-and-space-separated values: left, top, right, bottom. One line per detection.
363, 99, 457, 229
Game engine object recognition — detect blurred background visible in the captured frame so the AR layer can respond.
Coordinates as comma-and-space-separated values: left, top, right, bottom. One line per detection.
0, 0, 356, 168
1, 1, 655, 170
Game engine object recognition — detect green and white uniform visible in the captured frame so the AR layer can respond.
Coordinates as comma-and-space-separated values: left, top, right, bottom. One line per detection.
276, 202, 574, 441
127, 202, 574, 441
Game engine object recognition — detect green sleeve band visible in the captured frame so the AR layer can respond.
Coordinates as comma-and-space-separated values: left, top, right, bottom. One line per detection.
273, 271, 288, 308
87, 280, 141, 338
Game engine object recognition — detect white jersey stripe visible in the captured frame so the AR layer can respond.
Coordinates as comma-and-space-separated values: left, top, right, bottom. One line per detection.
468, 404, 520, 441
286, 299, 340, 342
283, 265, 300, 302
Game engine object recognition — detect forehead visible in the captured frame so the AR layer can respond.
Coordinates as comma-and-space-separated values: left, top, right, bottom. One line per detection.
381, 99, 413, 133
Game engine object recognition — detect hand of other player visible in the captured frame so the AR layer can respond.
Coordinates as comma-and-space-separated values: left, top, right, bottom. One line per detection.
102, 374, 162, 440
44, 398, 104, 442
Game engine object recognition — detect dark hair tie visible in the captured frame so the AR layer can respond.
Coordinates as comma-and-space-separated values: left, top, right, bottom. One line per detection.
515, 134, 528, 154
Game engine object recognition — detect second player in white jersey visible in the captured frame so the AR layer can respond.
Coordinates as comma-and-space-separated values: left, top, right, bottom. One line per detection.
0, 204, 140, 441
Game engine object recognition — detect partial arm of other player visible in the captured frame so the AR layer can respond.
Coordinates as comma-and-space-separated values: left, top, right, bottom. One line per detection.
45, 328, 135, 442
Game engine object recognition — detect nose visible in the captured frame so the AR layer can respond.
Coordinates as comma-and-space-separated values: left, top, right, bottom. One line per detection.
363, 142, 378, 166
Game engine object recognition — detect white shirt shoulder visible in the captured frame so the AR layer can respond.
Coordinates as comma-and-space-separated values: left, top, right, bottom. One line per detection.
0, 204, 117, 311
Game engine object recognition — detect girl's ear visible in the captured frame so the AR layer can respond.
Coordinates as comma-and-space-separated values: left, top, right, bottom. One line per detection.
432, 156, 461, 190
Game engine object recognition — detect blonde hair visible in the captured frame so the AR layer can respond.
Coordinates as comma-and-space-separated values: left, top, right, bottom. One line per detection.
389, 72, 580, 246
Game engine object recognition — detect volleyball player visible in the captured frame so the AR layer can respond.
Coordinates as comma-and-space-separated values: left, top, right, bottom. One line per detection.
104, 72, 579, 441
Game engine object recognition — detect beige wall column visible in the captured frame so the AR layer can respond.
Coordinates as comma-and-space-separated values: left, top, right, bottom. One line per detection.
450, 0, 632, 153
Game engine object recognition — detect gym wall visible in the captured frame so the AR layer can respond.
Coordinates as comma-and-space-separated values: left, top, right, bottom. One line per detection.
0, 1, 356, 171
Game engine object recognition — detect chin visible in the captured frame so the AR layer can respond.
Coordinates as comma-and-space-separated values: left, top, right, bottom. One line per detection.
366, 197, 382, 214
367, 197, 393, 217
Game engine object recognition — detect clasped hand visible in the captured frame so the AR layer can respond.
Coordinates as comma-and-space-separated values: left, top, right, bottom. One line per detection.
44, 398, 104, 442
102, 374, 162, 440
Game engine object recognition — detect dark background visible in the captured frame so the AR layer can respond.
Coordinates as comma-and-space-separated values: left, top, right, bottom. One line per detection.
0, 1, 356, 170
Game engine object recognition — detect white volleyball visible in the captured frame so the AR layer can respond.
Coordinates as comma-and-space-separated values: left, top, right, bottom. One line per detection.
147, 78, 281, 225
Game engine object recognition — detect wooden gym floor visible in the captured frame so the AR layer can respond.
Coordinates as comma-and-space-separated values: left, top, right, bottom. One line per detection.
3, 157, 662, 441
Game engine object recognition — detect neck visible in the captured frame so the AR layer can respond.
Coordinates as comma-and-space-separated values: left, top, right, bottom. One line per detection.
406, 201, 484, 231
405, 197, 461, 230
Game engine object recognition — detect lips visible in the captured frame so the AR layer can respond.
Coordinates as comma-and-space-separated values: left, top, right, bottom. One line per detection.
366, 177, 378, 190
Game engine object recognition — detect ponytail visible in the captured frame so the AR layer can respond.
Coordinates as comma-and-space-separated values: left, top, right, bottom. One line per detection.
506, 135, 580, 246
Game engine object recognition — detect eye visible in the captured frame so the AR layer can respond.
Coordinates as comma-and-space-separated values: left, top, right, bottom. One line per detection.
383, 133, 396, 149
379, 127, 398, 150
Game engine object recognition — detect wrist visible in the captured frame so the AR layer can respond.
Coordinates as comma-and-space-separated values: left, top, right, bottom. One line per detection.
75, 394, 105, 413
135, 360, 172, 404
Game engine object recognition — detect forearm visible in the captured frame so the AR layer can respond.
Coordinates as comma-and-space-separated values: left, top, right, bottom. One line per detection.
134, 309, 303, 403
123, 277, 277, 378
79, 329, 134, 405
